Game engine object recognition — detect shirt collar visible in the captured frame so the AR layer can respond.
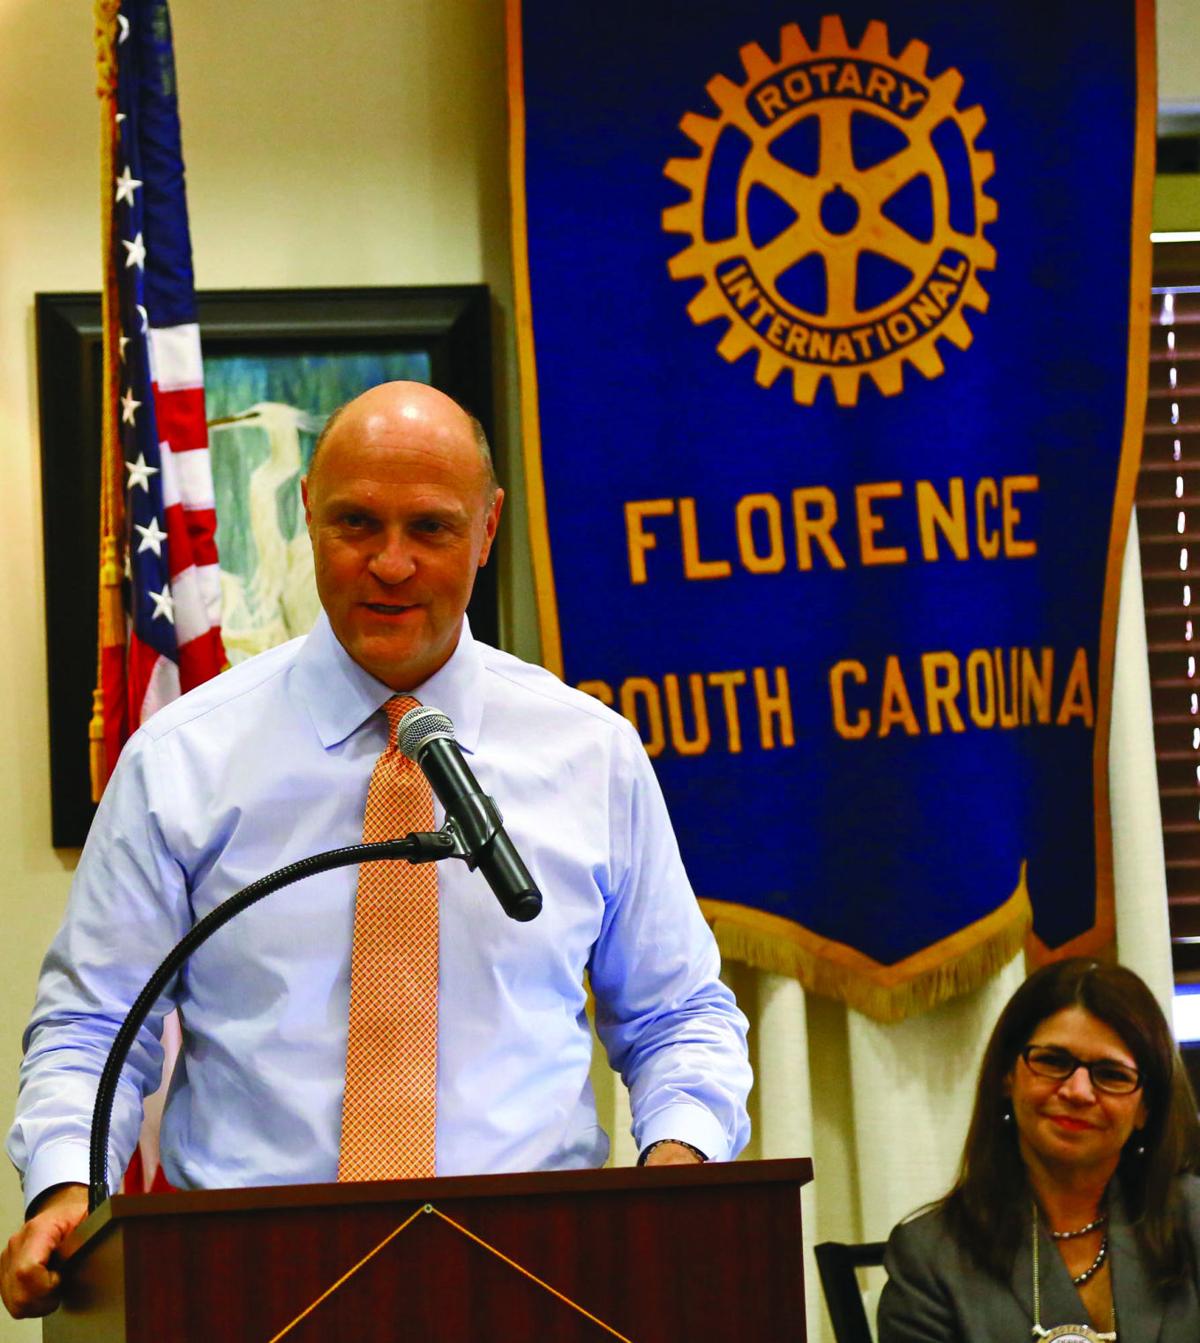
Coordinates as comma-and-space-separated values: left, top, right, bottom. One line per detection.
294, 612, 485, 754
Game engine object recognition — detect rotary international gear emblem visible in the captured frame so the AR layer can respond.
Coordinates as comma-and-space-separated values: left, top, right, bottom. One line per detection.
662, 16, 997, 407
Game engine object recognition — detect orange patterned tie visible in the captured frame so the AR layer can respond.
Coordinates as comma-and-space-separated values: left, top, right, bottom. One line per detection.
338, 695, 438, 1181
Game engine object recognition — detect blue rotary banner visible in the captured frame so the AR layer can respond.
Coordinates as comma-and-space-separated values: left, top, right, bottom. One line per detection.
507, 1, 1154, 1018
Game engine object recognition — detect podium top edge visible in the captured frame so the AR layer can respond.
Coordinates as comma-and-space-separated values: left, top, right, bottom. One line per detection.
64, 1157, 813, 1258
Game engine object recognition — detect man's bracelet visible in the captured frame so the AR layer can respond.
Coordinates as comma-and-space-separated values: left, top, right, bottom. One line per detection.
637, 1138, 709, 1165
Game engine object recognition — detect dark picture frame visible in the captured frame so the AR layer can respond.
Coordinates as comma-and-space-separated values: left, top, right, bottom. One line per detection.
38, 285, 494, 848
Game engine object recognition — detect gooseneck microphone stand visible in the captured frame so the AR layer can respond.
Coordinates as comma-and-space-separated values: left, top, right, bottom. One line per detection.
87, 826, 469, 1213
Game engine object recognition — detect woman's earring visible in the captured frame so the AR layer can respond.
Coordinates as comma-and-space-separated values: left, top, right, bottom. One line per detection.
1002, 1108, 1013, 1124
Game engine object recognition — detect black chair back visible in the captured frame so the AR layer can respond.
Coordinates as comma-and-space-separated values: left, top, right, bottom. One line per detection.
814, 1240, 886, 1343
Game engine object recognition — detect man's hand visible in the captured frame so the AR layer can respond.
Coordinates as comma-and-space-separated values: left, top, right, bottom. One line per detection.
642, 1140, 705, 1166
1, 1183, 89, 1319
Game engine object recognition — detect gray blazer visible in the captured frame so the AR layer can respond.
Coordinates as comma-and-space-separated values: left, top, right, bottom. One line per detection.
877, 1177, 1200, 1342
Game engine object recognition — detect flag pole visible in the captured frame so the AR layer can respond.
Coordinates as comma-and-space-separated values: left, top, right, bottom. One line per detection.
91, 0, 127, 802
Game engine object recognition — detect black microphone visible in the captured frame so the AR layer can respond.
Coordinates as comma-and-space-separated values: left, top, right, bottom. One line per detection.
397, 705, 543, 923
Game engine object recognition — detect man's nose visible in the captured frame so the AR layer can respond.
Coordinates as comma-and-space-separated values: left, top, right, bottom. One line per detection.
368, 530, 417, 584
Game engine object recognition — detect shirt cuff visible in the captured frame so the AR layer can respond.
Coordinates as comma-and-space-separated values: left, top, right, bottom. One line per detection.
634, 1104, 732, 1163
22, 1141, 94, 1217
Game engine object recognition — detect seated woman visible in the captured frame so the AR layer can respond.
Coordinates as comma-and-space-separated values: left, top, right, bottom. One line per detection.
877, 958, 1200, 1342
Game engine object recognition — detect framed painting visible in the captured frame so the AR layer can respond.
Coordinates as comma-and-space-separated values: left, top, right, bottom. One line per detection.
38, 285, 494, 847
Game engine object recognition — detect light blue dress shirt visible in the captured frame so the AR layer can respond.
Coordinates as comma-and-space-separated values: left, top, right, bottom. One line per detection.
10, 616, 751, 1203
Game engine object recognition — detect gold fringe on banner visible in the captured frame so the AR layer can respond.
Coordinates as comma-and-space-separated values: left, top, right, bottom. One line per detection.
90, 0, 124, 803
700, 863, 1032, 1023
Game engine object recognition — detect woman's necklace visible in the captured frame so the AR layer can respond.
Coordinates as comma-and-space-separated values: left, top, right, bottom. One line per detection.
1031, 1203, 1117, 1342
1068, 1236, 1109, 1287
1050, 1214, 1108, 1242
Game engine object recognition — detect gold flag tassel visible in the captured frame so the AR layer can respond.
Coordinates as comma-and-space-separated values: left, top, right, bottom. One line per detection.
699, 861, 1032, 1023
90, 0, 125, 803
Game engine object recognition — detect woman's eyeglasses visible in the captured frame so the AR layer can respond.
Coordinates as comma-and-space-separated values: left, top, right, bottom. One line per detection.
1019, 1045, 1142, 1096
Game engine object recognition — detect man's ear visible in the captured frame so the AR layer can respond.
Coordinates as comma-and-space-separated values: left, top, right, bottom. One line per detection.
478, 488, 505, 567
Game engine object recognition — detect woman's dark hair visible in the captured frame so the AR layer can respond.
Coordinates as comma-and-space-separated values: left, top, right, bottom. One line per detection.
942, 957, 1200, 1289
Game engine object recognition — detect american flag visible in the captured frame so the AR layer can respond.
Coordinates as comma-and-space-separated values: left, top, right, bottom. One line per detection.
93, 0, 224, 1194
93, 0, 224, 799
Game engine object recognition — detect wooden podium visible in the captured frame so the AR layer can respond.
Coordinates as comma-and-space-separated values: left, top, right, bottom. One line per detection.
45, 1158, 811, 1342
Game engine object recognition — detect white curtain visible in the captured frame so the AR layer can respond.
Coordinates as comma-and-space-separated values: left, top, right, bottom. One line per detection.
591, 512, 1172, 1342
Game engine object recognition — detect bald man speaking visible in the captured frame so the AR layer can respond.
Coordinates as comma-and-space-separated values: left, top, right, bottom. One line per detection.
3, 383, 751, 1318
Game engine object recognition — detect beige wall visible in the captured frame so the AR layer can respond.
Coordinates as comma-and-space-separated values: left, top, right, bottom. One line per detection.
0, 2, 1196, 1338
0, 11, 103, 1338
1157, 0, 1200, 233
1160, 0, 1200, 103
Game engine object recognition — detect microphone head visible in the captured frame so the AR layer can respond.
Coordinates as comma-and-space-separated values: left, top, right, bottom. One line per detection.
397, 704, 455, 761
